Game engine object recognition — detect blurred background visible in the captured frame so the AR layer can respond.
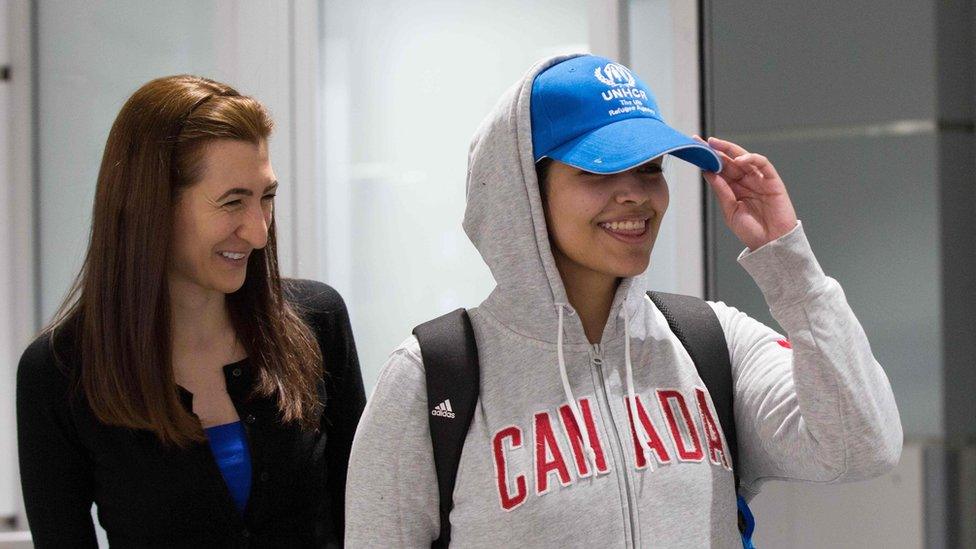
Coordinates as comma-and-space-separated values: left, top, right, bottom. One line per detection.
0, 0, 973, 547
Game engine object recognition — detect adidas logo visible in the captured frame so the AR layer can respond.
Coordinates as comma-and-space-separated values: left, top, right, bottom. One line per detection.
431, 399, 456, 419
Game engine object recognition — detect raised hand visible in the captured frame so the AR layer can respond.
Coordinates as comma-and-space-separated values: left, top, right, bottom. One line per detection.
695, 136, 798, 251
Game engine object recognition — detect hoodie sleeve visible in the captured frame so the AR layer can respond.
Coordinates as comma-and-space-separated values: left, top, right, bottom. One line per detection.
707, 221, 903, 499
345, 337, 439, 548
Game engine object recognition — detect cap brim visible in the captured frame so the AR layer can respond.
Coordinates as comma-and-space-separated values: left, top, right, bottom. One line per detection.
545, 117, 722, 174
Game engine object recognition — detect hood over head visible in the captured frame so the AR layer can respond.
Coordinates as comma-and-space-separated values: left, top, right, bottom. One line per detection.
463, 53, 675, 347
463, 54, 598, 347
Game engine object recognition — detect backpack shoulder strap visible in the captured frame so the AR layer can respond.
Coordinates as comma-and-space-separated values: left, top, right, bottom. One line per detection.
413, 308, 480, 549
645, 291, 740, 492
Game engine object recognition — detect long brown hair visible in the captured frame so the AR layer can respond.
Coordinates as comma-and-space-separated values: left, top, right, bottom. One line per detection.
49, 75, 323, 447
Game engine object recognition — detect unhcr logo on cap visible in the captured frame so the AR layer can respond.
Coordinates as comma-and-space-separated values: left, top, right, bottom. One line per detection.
594, 63, 636, 88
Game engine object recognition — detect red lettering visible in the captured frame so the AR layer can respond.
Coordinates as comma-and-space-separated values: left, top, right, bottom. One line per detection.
624, 395, 672, 469
695, 388, 731, 469
492, 426, 527, 511
534, 412, 572, 494
657, 390, 705, 462
557, 398, 609, 477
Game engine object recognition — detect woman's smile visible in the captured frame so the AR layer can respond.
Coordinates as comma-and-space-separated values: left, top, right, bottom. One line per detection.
597, 214, 653, 244
217, 250, 249, 265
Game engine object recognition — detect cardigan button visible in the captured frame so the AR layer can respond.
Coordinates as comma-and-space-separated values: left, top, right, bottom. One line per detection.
245, 414, 256, 424
231, 368, 242, 377
242, 528, 251, 538
259, 471, 270, 482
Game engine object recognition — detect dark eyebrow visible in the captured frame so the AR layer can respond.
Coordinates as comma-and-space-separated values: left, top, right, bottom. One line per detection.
216, 181, 278, 201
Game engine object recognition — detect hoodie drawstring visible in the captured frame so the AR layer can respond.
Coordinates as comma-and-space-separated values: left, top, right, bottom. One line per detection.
623, 306, 654, 470
556, 302, 649, 473
556, 304, 598, 471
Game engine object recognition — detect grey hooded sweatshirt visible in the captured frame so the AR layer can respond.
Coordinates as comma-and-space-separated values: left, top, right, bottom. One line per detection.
345, 54, 902, 548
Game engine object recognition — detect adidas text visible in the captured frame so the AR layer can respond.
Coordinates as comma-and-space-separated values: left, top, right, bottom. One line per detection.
431, 399, 456, 418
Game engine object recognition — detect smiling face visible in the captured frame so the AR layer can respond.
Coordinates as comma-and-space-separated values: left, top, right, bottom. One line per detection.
169, 139, 278, 297
541, 157, 669, 283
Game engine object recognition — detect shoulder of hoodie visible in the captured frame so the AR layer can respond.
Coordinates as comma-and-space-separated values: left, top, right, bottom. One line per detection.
703, 299, 743, 323
371, 335, 428, 405
702, 298, 783, 342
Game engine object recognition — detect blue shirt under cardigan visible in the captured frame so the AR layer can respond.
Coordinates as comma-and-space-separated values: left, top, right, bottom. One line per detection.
204, 421, 252, 513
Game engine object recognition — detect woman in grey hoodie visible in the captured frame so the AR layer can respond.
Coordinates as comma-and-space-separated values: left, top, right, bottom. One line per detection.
345, 54, 902, 548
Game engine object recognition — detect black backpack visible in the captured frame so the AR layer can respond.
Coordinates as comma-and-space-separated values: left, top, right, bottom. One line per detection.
413, 291, 745, 548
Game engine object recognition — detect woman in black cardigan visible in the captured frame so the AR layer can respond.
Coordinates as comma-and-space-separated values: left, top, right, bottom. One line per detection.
16, 75, 365, 547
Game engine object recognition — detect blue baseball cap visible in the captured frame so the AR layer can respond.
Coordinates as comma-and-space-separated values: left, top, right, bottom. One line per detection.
531, 55, 721, 174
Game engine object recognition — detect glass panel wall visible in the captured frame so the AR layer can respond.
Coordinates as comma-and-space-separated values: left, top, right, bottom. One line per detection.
319, 0, 589, 389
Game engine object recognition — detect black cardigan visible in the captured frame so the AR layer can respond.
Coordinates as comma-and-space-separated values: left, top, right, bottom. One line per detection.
16, 279, 366, 548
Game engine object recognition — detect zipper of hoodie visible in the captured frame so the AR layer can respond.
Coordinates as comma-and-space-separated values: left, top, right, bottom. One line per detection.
591, 343, 639, 548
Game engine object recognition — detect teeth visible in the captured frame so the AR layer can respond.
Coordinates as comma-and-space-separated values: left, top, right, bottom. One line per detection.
220, 252, 246, 260
600, 219, 646, 231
